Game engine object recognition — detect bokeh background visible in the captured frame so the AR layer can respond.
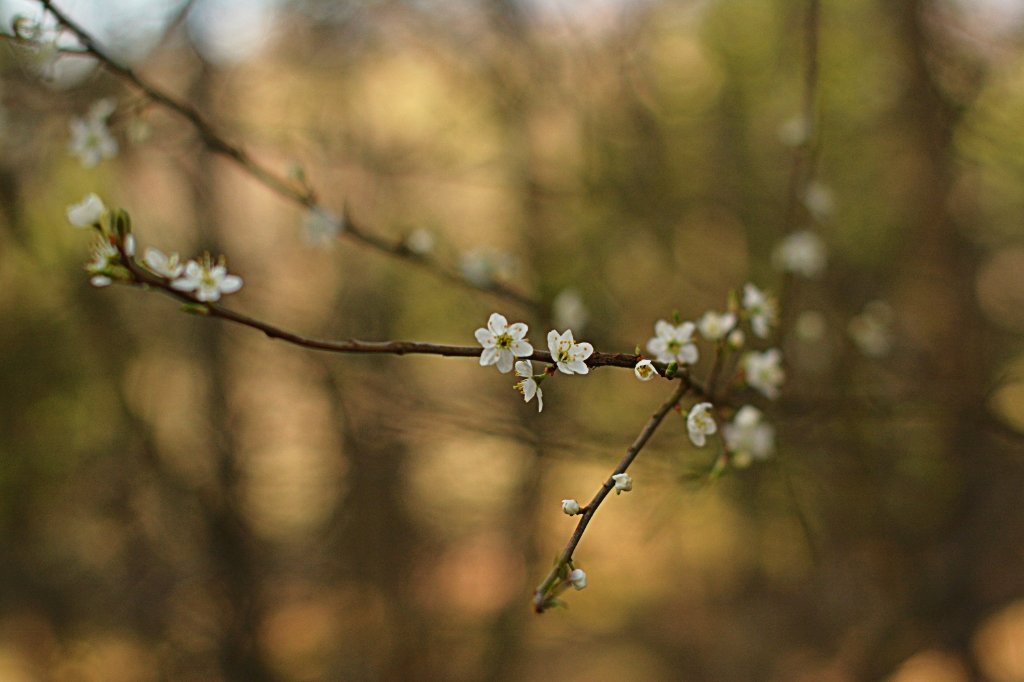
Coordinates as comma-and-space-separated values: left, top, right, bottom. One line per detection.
3, 0, 1024, 680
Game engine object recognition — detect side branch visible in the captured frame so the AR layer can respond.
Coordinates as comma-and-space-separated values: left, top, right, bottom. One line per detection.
533, 380, 690, 613
38, 0, 537, 310
119, 252, 656, 372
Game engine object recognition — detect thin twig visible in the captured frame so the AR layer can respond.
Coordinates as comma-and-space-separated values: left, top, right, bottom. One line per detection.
36, 0, 537, 310
116, 249, 674, 374
533, 379, 690, 613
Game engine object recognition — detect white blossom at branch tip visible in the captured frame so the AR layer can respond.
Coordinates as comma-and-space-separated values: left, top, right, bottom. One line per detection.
561, 499, 580, 516
686, 402, 717, 447
514, 360, 543, 412
143, 247, 184, 279
723, 406, 775, 468
743, 349, 785, 400
475, 313, 533, 374
773, 230, 827, 278
742, 283, 778, 339
647, 320, 699, 365
170, 254, 243, 302
66, 193, 106, 228
547, 329, 593, 375
698, 311, 737, 341
634, 359, 657, 381
611, 473, 632, 494
69, 99, 118, 168
303, 206, 342, 247
568, 568, 587, 591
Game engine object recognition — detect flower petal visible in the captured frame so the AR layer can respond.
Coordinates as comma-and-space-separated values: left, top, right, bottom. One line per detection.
480, 347, 499, 366
496, 350, 515, 373
487, 313, 508, 335
506, 322, 528, 339
510, 340, 533, 357
474, 328, 493, 346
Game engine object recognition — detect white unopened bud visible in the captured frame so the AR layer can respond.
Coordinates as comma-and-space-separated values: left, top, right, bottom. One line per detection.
568, 568, 587, 590
611, 473, 632, 494
561, 499, 581, 516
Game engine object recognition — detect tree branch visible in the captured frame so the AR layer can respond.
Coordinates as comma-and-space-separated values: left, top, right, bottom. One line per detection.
36, 0, 537, 310
533, 379, 690, 613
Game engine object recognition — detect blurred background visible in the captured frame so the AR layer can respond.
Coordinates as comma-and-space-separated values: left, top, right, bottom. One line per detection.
3, 0, 1024, 679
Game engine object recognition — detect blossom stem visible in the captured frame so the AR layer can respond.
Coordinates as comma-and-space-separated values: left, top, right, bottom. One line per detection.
533, 380, 690, 613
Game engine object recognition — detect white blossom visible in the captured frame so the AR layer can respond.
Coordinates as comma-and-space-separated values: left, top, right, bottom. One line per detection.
634, 359, 657, 381
849, 301, 894, 357
303, 206, 342, 247
552, 288, 589, 332
773, 230, 827, 278
69, 98, 118, 168
744, 349, 785, 399
66, 193, 106, 228
123, 234, 135, 257
547, 329, 593, 375
686, 402, 717, 447
170, 254, 243, 302
742, 284, 778, 339
475, 313, 533, 374
698, 311, 737, 341
803, 181, 835, 220
646, 320, 699, 365
723, 406, 775, 467
728, 329, 746, 349
611, 472, 632, 494
405, 228, 434, 255
85, 238, 119, 287
143, 247, 184, 279
460, 249, 516, 287
514, 360, 543, 412
561, 499, 581, 516
778, 115, 810, 147
568, 568, 587, 590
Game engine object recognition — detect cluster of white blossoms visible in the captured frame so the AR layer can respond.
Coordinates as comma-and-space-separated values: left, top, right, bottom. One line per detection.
475, 312, 595, 413
69, 98, 118, 168
624, 282, 785, 471
66, 194, 243, 302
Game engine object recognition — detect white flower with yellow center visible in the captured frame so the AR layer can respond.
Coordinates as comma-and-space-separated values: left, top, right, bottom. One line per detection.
475, 313, 533, 374
686, 402, 717, 447
143, 247, 184, 279
634, 359, 657, 381
170, 254, 243, 302
514, 360, 543, 412
547, 329, 593, 375
647, 320, 699, 365
743, 349, 785, 399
